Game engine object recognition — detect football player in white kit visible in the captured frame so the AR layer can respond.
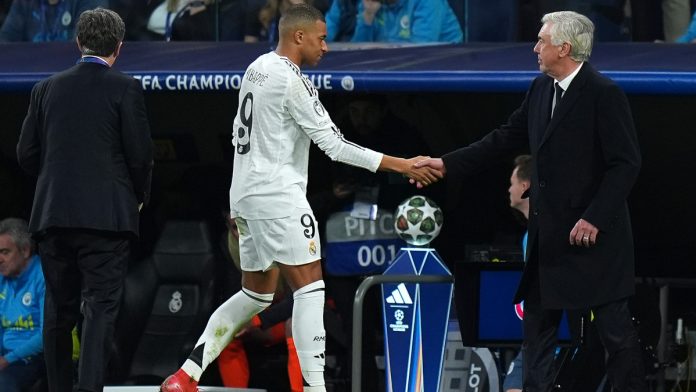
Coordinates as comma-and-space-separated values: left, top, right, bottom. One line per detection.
161, 4, 442, 391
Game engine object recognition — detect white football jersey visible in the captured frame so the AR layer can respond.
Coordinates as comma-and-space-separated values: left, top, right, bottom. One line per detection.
230, 51, 383, 219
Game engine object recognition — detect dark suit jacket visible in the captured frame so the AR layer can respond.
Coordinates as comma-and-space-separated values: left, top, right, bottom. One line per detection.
442, 63, 641, 309
16, 61, 153, 237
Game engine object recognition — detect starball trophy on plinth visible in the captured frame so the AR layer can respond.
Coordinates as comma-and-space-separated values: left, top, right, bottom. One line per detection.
382, 196, 453, 392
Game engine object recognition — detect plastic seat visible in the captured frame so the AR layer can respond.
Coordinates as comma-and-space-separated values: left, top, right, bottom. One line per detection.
108, 220, 217, 384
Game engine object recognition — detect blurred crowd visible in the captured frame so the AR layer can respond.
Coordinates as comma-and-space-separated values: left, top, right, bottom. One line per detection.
1, 0, 696, 44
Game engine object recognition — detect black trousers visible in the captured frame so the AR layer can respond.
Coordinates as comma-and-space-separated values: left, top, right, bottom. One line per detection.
38, 229, 130, 392
522, 258, 647, 392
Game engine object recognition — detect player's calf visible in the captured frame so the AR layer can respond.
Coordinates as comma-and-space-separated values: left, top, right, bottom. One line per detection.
292, 280, 326, 391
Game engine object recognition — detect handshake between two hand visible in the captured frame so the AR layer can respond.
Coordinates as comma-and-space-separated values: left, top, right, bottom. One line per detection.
403, 156, 446, 189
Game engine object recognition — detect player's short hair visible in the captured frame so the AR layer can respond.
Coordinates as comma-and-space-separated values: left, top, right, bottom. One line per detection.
279, 3, 325, 36
76, 8, 125, 57
514, 154, 532, 182
542, 11, 594, 62
0, 218, 33, 253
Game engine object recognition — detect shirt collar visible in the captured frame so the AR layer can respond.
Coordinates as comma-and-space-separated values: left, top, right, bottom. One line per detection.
555, 61, 583, 92
14, 255, 38, 282
79, 55, 111, 67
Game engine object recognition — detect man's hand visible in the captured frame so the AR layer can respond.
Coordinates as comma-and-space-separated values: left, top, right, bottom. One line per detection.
409, 157, 446, 188
362, 0, 382, 24
569, 218, 598, 247
402, 156, 443, 187
0, 356, 9, 371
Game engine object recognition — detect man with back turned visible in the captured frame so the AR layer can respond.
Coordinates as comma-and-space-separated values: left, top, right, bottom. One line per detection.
16, 8, 153, 392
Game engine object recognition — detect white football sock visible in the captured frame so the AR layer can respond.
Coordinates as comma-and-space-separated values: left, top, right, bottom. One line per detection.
181, 287, 273, 381
292, 280, 326, 391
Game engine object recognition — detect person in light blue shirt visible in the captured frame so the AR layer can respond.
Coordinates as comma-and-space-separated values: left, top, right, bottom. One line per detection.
0, 0, 107, 42
324, 0, 358, 42
0, 218, 45, 392
349, 0, 463, 43
502, 155, 531, 392
676, 10, 696, 43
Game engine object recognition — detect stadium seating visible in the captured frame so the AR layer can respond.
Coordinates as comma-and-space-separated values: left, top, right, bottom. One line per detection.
109, 220, 218, 384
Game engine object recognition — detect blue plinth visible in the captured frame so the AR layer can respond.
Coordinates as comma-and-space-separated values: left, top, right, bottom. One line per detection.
381, 247, 453, 392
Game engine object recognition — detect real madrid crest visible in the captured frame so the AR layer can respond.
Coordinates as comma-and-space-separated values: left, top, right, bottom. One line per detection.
169, 291, 183, 313
22, 292, 32, 306
308, 240, 317, 256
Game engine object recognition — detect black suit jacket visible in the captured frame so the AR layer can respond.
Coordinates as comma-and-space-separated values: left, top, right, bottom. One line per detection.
443, 63, 641, 309
17, 61, 153, 237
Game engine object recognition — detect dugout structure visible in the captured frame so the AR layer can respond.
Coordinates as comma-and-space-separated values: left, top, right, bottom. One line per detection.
1, 42, 694, 279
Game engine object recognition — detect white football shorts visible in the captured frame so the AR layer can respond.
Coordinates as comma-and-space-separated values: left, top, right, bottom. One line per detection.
235, 207, 321, 272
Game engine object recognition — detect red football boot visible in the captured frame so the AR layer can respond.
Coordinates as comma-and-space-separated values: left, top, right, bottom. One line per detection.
160, 369, 199, 392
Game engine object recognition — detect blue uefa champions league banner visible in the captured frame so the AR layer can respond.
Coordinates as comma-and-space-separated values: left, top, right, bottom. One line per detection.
324, 210, 406, 276
382, 248, 453, 392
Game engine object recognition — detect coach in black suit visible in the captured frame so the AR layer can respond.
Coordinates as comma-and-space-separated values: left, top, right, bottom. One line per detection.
16, 8, 153, 392
415, 11, 646, 392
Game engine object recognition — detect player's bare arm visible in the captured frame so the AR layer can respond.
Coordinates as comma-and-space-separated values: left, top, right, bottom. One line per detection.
378, 155, 443, 186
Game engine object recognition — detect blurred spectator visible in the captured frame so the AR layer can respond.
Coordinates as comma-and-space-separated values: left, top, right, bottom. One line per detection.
350, 0, 463, 43
0, 218, 45, 392
244, 0, 329, 42
111, 0, 160, 40
169, 0, 247, 40
501, 155, 531, 392
630, 0, 664, 41
0, 0, 12, 28
676, 8, 696, 42
325, 0, 357, 41
147, 0, 189, 38
631, 0, 691, 42
517, 0, 629, 41
245, 0, 301, 42
0, 0, 107, 42
662, 0, 691, 41
148, 0, 253, 41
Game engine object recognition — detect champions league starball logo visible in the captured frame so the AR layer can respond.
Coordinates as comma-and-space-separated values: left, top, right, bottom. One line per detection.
386, 283, 413, 332
389, 309, 409, 332
395, 309, 404, 322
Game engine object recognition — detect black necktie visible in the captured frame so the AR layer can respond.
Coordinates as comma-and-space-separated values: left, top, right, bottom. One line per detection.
552, 82, 564, 117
